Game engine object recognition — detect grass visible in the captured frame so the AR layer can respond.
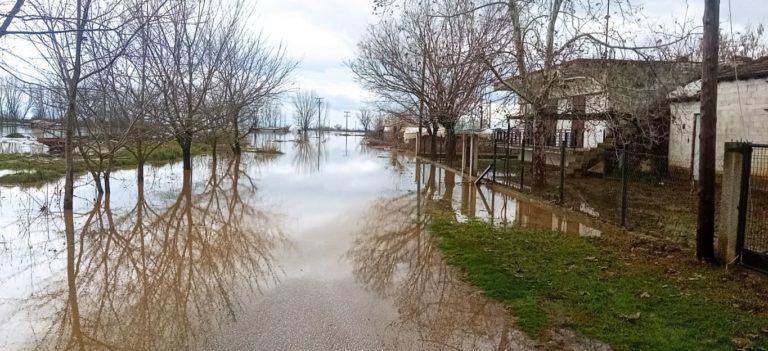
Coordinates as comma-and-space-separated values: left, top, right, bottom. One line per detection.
0, 169, 66, 184
243, 145, 284, 155
5, 132, 25, 138
563, 176, 700, 245
431, 217, 768, 351
0, 142, 212, 186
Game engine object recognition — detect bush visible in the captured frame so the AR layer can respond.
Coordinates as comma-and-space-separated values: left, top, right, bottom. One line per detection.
5, 132, 25, 138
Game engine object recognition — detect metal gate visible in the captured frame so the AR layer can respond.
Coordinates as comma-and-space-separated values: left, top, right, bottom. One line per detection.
738, 144, 768, 272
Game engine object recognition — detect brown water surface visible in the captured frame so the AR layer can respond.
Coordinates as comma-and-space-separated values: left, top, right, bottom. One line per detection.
0, 133, 600, 350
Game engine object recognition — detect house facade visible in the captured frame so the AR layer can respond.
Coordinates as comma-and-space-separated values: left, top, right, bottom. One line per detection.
668, 56, 768, 177
497, 58, 700, 153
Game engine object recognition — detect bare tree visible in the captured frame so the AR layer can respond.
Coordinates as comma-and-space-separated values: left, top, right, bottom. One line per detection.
351, 0, 503, 163
25, 0, 166, 209
214, 17, 296, 154
719, 24, 768, 61
412, 0, 699, 186
357, 108, 373, 135
0, 0, 25, 39
291, 89, 317, 135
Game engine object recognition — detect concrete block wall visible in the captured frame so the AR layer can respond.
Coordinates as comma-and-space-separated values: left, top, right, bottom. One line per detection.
669, 78, 768, 173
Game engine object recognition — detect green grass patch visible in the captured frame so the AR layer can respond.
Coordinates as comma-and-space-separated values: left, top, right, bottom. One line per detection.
5, 132, 25, 138
113, 142, 211, 166
243, 146, 284, 155
0, 169, 66, 185
0, 142, 212, 186
431, 218, 768, 351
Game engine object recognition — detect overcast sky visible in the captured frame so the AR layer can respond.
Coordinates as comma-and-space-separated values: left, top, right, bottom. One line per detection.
248, 0, 377, 127
249, 0, 768, 126
2, 1, 765, 127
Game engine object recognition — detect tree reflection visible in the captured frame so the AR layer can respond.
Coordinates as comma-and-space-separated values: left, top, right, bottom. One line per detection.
31, 154, 283, 350
291, 134, 326, 175
348, 163, 528, 350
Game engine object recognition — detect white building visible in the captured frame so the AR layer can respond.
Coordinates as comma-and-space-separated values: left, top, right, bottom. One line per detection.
497, 58, 699, 151
668, 56, 768, 178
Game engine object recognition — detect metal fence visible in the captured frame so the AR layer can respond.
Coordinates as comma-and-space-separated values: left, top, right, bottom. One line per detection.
412, 127, 703, 244
738, 144, 768, 271
475, 138, 698, 244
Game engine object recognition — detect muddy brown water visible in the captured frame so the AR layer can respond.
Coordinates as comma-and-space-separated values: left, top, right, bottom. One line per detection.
0, 133, 600, 350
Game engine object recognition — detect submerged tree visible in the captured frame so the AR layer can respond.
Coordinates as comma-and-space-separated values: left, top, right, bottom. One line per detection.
291, 89, 318, 135
214, 21, 296, 154
350, 0, 504, 163
357, 108, 373, 135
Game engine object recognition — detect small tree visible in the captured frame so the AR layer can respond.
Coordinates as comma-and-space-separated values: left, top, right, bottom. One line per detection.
291, 89, 318, 136
357, 108, 373, 135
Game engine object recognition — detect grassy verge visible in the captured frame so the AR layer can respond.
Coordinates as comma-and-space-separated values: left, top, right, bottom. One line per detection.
0, 142, 212, 186
242, 146, 284, 155
432, 217, 768, 351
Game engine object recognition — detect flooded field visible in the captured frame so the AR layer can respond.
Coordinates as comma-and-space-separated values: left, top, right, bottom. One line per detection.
0, 133, 600, 350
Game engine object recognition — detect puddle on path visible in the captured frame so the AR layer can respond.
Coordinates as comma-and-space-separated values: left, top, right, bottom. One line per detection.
0, 132, 601, 350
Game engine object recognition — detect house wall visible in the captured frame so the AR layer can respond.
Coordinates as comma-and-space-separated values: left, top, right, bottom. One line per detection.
669, 101, 699, 171
555, 93, 609, 114
669, 78, 768, 174
555, 119, 607, 149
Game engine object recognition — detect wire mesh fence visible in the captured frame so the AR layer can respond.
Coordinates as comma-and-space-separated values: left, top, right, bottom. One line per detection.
745, 145, 768, 254
417, 132, 701, 244
485, 144, 697, 242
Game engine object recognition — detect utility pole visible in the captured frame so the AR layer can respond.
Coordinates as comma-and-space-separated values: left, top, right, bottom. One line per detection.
697, 0, 720, 262
316, 97, 324, 133
344, 111, 350, 132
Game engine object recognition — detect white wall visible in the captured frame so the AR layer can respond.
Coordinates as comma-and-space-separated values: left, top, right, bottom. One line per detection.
555, 119, 606, 149
583, 120, 607, 149
669, 78, 768, 173
669, 101, 699, 170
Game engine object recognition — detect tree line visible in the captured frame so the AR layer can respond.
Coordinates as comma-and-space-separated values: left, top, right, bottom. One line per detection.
0, 0, 297, 209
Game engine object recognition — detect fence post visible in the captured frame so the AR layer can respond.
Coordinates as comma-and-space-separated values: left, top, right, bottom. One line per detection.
520, 136, 526, 190
505, 124, 511, 187
719, 142, 750, 262
620, 149, 628, 227
736, 144, 752, 256
559, 138, 566, 204
492, 134, 498, 182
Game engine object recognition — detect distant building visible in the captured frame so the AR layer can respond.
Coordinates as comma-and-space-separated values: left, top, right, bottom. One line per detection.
668, 56, 768, 178
496, 58, 700, 151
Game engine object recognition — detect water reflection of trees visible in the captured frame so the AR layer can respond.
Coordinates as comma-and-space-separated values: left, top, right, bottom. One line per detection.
348, 163, 529, 350
31, 155, 283, 350
291, 134, 326, 175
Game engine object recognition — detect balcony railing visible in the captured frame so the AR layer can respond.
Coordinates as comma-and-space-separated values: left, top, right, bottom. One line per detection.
494, 128, 584, 148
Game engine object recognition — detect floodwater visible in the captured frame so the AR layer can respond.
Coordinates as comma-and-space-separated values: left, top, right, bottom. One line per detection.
0, 133, 600, 350
0, 125, 52, 154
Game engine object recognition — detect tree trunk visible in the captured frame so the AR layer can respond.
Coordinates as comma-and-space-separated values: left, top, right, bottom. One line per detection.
90, 171, 104, 194
137, 158, 145, 182
444, 123, 457, 166
180, 139, 192, 171
136, 138, 145, 182
232, 111, 242, 155
104, 170, 111, 194
531, 108, 550, 188
430, 121, 439, 159
63, 87, 77, 210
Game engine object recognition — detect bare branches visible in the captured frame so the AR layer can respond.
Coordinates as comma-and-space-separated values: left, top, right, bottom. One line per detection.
291, 89, 318, 134
357, 108, 373, 133
0, 0, 24, 38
